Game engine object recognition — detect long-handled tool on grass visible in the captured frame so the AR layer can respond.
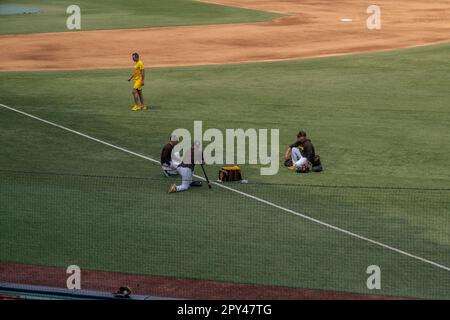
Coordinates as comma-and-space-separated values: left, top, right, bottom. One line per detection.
200, 164, 212, 189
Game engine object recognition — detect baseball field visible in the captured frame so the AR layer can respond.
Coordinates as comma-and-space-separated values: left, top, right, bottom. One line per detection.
0, 0, 449, 300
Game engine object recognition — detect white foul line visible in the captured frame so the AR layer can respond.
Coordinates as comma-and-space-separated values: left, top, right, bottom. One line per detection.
1, 103, 449, 272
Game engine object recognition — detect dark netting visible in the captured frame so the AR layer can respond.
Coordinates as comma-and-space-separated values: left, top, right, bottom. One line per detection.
1, 169, 449, 299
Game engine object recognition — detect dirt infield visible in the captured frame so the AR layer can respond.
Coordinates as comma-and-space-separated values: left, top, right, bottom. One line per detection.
0, 263, 406, 299
0, 0, 449, 71
0, 1, 445, 300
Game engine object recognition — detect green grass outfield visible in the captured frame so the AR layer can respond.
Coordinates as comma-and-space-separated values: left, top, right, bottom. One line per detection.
0, 0, 281, 35
1, 43, 450, 298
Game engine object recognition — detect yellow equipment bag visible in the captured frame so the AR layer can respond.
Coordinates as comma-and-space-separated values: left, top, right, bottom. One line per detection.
218, 166, 242, 182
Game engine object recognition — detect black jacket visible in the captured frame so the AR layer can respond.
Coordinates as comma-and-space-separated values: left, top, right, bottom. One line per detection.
290, 139, 315, 163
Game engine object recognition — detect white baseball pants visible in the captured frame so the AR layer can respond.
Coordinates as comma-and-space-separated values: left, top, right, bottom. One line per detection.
291, 147, 308, 168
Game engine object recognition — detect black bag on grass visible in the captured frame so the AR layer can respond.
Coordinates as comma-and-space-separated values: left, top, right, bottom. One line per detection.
312, 155, 323, 172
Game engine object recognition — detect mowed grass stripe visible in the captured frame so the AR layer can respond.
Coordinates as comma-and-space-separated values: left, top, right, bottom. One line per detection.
1, 108, 449, 299
1, 43, 449, 298
2, 102, 449, 274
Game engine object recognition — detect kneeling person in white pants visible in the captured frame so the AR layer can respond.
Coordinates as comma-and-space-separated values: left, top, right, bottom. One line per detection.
169, 141, 204, 193
174, 166, 194, 192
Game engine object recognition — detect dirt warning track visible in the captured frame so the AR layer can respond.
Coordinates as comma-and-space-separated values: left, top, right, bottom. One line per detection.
0, 263, 407, 299
0, 0, 449, 71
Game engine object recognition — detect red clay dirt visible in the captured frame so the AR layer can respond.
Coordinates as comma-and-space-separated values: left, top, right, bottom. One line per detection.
0, 263, 405, 299
0, 0, 449, 71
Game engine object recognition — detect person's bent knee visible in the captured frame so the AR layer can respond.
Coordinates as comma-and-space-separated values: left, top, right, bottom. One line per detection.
295, 158, 308, 168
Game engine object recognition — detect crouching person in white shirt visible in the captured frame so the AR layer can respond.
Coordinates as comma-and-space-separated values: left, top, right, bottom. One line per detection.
160, 135, 181, 177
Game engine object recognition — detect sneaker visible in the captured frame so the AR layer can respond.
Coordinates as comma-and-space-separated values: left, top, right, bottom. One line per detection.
131, 105, 141, 111
168, 184, 177, 193
141, 105, 148, 110
288, 165, 297, 171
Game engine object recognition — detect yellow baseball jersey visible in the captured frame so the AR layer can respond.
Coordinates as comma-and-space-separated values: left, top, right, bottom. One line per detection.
133, 60, 144, 81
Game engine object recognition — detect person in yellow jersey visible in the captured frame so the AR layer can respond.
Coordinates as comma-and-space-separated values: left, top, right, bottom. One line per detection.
127, 52, 146, 111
